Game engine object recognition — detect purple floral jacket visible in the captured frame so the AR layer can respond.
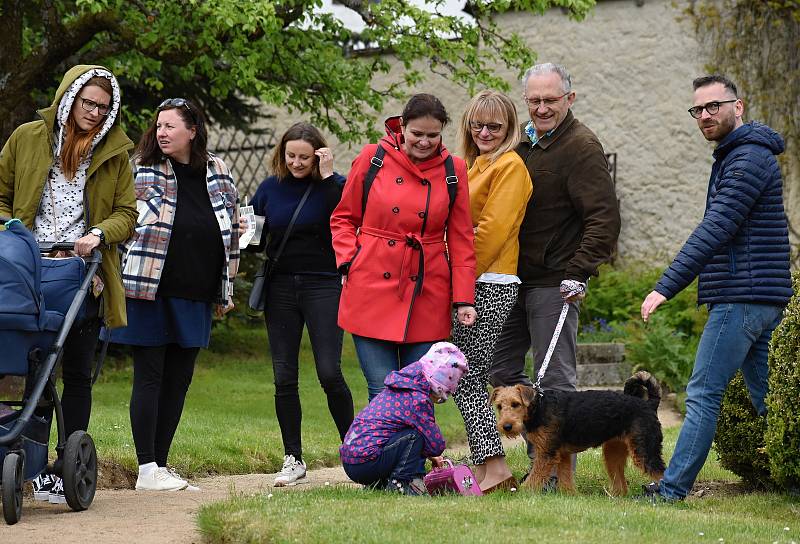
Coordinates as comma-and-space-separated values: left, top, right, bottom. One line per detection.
340, 362, 446, 464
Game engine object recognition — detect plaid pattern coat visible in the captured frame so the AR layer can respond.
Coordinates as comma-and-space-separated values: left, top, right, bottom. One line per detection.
121, 154, 240, 304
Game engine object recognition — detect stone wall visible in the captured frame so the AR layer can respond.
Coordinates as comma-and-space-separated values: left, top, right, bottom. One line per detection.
223, 0, 713, 265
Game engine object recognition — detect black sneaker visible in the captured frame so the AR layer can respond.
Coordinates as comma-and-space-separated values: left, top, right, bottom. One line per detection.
48, 477, 66, 504
32, 473, 55, 502
634, 481, 677, 505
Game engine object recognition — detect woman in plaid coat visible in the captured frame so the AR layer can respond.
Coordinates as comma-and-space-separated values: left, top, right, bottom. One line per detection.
110, 98, 239, 492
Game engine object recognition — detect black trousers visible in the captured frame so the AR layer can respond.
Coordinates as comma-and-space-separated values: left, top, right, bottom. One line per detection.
60, 316, 101, 438
129, 344, 199, 466
266, 273, 354, 460
31, 295, 100, 441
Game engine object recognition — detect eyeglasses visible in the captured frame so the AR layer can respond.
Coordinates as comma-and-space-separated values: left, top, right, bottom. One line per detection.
523, 92, 569, 108
688, 99, 737, 119
469, 121, 504, 134
158, 98, 196, 122
79, 96, 111, 116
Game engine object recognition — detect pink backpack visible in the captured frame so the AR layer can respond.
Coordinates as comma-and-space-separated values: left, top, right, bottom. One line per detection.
424, 459, 483, 496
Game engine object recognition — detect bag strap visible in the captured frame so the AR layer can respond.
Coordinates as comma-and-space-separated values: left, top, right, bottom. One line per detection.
361, 144, 386, 216
269, 182, 314, 272
443, 155, 458, 211
361, 145, 458, 215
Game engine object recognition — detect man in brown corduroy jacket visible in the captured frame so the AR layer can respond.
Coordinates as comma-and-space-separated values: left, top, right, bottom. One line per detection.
490, 62, 620, 428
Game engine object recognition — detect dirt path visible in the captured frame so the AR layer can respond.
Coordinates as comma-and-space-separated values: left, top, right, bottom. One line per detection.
1, 467, 353, 543
0, 403, 683, 543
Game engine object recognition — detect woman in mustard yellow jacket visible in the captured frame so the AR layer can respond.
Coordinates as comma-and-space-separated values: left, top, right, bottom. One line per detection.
451, 90, 532, 493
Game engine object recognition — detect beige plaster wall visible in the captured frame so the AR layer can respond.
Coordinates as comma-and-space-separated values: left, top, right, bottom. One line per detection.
226, 0, 715, 265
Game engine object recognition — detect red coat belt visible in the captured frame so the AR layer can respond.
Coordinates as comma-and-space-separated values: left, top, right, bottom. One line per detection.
359, 226, 445, 301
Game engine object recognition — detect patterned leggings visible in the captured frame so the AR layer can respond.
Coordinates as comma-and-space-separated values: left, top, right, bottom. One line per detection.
451, 282, 519, 465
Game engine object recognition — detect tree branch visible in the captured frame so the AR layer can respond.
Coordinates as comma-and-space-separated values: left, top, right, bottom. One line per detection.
0, 0, 24, 74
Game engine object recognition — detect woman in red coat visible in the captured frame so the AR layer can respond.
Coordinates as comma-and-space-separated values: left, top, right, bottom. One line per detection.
331, 94, 477, 399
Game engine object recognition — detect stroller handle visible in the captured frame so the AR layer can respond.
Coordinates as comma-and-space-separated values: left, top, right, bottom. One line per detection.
40, 242, 103, 264
1, 219, 103, 264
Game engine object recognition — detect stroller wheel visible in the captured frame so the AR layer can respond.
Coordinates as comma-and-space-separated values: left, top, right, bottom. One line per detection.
62, 431, 97, 511
2, 451, 24, 525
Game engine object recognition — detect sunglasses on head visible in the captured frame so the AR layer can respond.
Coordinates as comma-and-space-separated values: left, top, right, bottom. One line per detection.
158, 98, 197, 123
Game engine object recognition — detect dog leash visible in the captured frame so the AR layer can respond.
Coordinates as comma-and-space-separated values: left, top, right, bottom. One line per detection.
533, 302, 570, 393
533, 280, 586, 393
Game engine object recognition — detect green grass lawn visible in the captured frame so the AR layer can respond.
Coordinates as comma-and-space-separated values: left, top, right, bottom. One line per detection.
89, 322, 468, 476
197, 487, 798, 544
87, 323, 799, 543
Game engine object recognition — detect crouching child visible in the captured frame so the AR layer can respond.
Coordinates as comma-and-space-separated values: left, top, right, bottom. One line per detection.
340, 342, 468, 495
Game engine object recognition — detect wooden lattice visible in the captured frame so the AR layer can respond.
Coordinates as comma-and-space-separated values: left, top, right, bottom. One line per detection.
209, 128, 278, 200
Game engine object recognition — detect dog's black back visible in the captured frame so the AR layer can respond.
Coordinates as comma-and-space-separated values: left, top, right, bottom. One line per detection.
525, 371, 663, 451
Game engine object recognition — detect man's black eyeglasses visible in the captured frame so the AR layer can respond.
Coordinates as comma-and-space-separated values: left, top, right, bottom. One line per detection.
688, 100, 737, 119
158, 98, 196, 122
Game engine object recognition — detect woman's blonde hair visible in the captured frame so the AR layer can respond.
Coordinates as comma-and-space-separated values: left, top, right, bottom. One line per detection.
60, 76, 113, 180
458, 90, 520, 167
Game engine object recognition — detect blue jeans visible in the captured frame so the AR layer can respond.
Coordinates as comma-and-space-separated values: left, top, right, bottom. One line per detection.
660, 302, 784, 500
343, 428, 427, 486
352, 336, 436, 400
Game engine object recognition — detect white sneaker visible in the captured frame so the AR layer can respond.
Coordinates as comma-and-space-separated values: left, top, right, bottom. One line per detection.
48, 477, 66, 504
274, 455, 307, 487
135, 466, 189, 491
166, 466, 200, 492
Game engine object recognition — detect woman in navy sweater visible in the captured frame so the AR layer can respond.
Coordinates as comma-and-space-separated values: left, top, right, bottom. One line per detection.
250, 122, 353, 486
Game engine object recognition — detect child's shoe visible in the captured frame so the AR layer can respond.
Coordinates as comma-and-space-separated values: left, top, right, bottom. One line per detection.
408, 477, 428, 496
385, 478, 428, 496
274, 455, 306, 487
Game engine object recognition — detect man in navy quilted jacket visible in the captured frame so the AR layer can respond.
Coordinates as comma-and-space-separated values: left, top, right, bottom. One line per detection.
639, 75, 792, 502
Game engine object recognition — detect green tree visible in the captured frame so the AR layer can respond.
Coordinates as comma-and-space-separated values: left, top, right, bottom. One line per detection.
687, 0, 800, 264
0, 0, 594, 145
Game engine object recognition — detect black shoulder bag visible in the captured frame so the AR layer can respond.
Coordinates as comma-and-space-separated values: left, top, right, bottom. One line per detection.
248, 183, 314, 312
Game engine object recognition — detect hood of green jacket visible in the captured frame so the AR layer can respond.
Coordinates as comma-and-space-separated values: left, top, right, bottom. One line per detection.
0, 65, 138, 328
37, 64, 132, 161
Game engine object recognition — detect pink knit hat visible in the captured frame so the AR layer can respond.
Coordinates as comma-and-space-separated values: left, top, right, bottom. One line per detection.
420, 342, 468, 402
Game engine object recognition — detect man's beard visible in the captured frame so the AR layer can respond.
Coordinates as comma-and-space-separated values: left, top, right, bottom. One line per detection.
701, 114, 736, 142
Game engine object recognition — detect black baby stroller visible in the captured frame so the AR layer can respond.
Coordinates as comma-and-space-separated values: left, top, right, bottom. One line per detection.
0, 218, 101, 524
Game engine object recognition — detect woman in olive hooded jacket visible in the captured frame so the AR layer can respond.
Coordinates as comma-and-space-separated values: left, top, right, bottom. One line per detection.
0, 64, 136, 502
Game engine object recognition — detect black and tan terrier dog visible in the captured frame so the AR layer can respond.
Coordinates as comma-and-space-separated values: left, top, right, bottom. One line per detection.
490, 371, 666, 496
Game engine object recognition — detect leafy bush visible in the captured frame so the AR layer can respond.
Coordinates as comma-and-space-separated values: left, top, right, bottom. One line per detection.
765, 272, 800, 490
581, 263, 707, 339
579, 263, 706, 396
715, 271, 800, 492
623, 315, 697, 395
715, 372, 772, 488
576, 317, 625, 343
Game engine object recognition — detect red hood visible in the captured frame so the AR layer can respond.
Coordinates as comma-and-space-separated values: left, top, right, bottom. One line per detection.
383, 116, 404, 148
381, 115, 450, 173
